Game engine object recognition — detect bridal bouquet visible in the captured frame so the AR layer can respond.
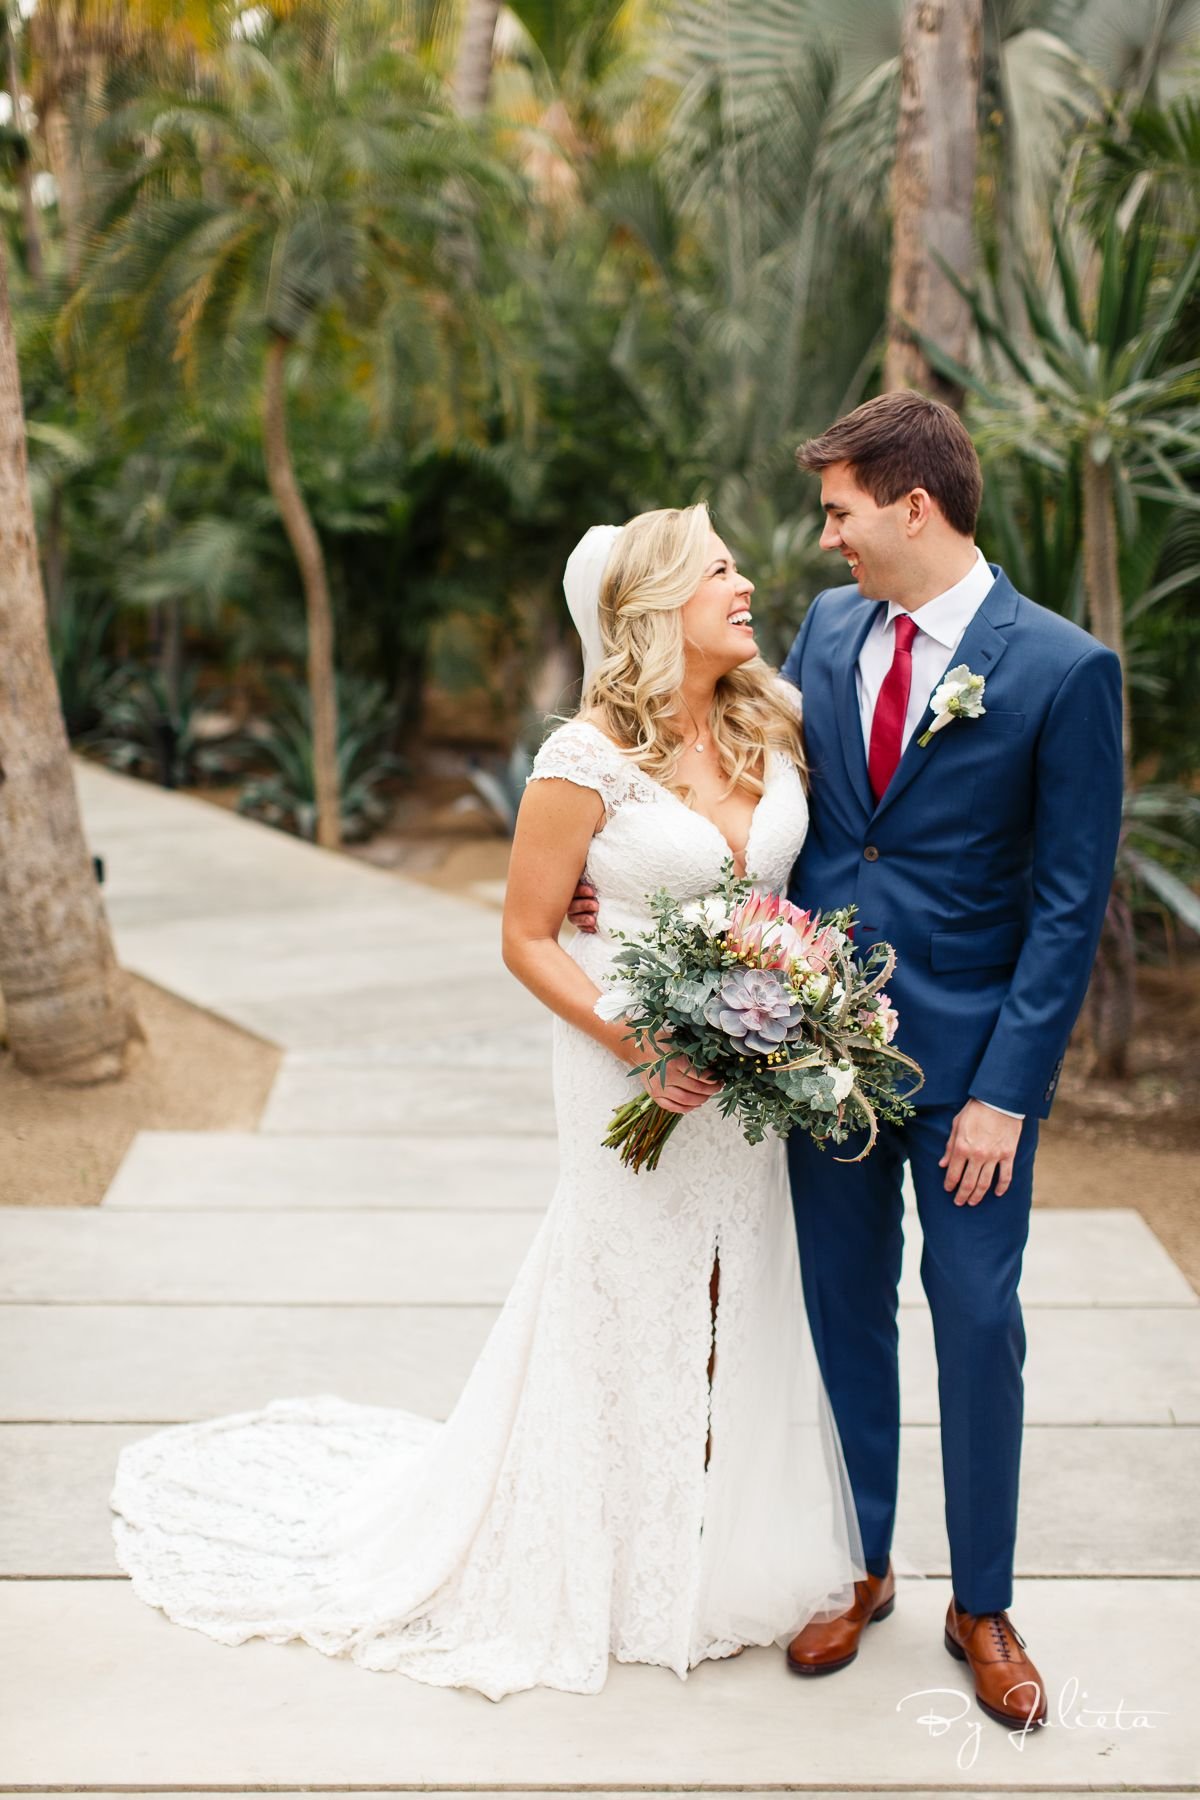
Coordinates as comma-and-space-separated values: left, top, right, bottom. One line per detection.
595, 863, 922, 1172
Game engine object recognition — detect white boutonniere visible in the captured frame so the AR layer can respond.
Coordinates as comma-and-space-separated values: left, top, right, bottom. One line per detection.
918, 665, 986, 747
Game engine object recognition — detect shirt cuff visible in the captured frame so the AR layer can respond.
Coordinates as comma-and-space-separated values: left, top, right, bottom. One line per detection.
975, 1099, 1026, 1121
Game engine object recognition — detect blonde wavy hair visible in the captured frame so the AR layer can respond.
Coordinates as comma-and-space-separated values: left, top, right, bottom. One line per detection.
581, 501, 805, 798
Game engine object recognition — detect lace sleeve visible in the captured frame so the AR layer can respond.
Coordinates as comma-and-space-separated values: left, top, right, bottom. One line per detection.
526, 721, 636, 819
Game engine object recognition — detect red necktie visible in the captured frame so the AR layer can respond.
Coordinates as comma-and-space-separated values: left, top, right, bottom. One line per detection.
868, 612, 918, 802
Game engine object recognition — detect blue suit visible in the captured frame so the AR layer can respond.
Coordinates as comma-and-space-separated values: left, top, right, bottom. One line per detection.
780, 565, 1123, 1612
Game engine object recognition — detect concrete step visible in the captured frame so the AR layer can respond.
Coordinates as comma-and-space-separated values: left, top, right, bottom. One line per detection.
74, 759, 490, 933
0, 1303, 493, 1423
7, 1422, 1195, 1581
896, 1422, 1200, 1576
260, 1064, 557, 1135
2, 1302, 1196, 1427
2, 1204, 1191, 1308
0, 1209, 542, 1305
1, 1577, 1191, 1787
103, 1131, 558, 1210
897, 1205, 1196, 1307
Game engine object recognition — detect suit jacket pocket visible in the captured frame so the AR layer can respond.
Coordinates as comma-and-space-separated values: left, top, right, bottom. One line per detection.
929, 918, 1025, 972
973, 710, 1025, 734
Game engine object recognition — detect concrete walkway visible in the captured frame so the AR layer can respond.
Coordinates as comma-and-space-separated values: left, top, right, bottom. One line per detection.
1, 758, 1197, 1793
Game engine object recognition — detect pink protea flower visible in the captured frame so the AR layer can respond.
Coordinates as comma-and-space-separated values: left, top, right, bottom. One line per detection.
860, 992, 899, 1044
874, 1000, 899, 1044
726, 891, 841, 974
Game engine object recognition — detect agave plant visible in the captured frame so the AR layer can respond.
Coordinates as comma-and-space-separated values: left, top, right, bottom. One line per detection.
235, 672, 406, 844
924, 206, 1200, 1077
924, 206, 1200, 784
48, 591, 118, 739
1089, 784, 1200, 1078
85, 661, 242, 789
464, 703, 562, 835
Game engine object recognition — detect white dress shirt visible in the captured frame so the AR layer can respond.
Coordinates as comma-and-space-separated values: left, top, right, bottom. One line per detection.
856, 546, 995, 756
855, 547, 1023, 1123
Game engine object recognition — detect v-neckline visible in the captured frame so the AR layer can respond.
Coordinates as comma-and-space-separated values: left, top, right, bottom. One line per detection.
573, 718, 770, 877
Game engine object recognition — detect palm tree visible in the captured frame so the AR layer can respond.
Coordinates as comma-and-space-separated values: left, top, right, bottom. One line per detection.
75, 11, 514, 847
659, 0, 1200, 285
928, 210, 1200, 1076
929, 212, 1200, 768
4, 4, 45, 289
884, 0, 983, 405
0, 237, 141, 1082
20, 0, 230, 284
628, 17, 886, 451
452, 0, 502, 116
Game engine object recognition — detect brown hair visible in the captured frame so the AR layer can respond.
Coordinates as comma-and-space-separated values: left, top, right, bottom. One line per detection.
796, 391, 983, 536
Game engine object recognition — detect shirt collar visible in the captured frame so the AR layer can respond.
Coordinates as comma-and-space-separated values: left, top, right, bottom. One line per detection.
884, 546, 994, 650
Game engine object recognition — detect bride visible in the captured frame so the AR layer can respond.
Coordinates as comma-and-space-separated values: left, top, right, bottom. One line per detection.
109, 501, 865, 1701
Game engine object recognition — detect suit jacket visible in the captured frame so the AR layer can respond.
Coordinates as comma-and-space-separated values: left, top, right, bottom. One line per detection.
780, 566, 1124, 1117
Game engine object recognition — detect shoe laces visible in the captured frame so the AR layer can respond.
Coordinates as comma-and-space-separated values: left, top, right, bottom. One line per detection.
986, 1611, 1026, 1659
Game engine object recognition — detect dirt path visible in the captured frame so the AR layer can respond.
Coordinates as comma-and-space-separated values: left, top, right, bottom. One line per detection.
0, 975, 280, 1208
1034, 1121, 1198, 1293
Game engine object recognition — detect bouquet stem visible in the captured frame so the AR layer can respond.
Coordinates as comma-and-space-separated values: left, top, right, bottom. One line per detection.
603, 1093, 682, 1172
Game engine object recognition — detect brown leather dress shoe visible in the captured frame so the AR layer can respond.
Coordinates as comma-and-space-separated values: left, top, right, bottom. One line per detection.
786, 1563, 895, 1675
944, 1599, 1048, 1729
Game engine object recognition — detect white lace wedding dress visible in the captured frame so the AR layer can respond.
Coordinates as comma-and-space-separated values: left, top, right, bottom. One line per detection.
110, 717, 865, 1701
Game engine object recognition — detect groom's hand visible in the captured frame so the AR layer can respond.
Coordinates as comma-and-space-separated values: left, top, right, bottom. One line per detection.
939, 1101, 1023, 1206
567, 876, 599, 933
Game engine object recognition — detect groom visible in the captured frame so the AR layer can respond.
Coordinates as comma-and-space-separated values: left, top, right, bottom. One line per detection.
777, 392, 1122, 1727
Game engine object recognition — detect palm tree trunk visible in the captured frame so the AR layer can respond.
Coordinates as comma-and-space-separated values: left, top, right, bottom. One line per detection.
262, 332, 341, 850
31, 0, 85, 285
1081, 449, 1130, 772
451, 0, 501, 119
4, 5, 44, 290
160, 595, 183, 717
1082, 445, 1133, 1081
884, 0, 983, 409
45, 102, 85, 281
1088, 909, 1134, 1081
0, 239, 141, 1082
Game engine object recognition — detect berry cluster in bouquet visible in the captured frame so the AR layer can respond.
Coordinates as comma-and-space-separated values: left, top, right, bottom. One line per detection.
595, 862, 923, 1172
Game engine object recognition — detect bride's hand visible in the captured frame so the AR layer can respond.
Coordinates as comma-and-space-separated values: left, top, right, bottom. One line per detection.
639, 1040, 722, 1115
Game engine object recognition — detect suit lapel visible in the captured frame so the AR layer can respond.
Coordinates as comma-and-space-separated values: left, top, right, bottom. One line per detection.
870, 567, 1020, 823
831, 597, 879, 819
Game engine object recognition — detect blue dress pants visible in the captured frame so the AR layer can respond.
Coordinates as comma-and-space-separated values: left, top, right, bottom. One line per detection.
788, 1101, 1037, 1614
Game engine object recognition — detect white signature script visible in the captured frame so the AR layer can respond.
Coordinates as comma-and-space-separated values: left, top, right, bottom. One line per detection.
896, 1677, 1169, 1770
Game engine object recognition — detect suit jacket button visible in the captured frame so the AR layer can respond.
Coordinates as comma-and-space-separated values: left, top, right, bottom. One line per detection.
863, 845, 880, 862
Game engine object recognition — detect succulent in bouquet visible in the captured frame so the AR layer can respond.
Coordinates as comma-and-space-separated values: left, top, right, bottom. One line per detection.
594, 862, 922, 1172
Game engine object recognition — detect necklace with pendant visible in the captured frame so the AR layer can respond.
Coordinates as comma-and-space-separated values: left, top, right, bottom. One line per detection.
683, 700, 708, 753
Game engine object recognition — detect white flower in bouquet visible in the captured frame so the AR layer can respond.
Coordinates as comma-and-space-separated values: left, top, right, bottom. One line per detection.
828, 1060, 858, 1103
680, 895, 733, 934
594, 981, 645, 1024
798, 971, 845, 1011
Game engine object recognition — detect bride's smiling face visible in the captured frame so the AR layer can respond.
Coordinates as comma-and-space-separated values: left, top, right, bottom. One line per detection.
680, 531, 757, 674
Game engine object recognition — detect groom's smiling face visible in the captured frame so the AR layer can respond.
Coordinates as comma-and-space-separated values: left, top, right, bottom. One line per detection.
816, 460, 912, 601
